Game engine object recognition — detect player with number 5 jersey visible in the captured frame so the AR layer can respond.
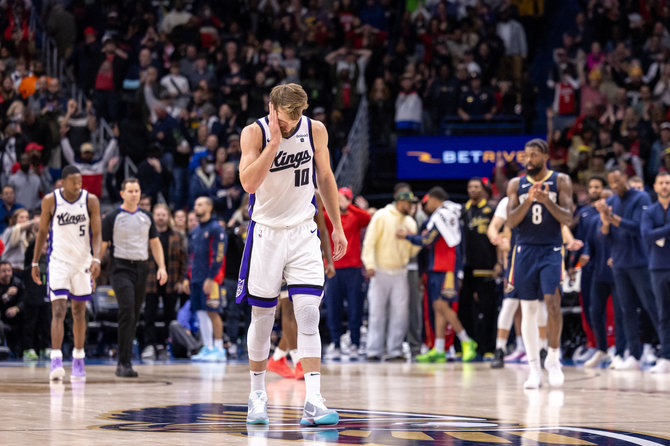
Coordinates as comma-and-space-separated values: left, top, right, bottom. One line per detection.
31, 165, 103, 382
507, 139, 574, 390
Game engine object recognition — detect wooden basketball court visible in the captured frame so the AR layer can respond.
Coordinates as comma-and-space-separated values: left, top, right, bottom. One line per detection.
0, 359, 668, 445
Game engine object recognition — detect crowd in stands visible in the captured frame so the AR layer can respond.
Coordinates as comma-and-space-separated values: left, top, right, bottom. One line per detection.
0, 0, 669, 370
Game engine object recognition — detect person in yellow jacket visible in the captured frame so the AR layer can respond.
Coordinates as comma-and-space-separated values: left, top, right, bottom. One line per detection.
362, 191, 421, 361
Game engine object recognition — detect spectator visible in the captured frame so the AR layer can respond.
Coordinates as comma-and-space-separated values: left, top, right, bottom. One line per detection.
395, 74, 422, 135
323, 187, 371, 359
213, 162, 243, 221
458, 72, 497, 122
595, 167, 659, 370
1, 209, 34, 274
45, 2, 76, 59
69, 27, 101, 95
189, 155, 218, 209
92, 36, 128, 123
0, 185, 23, 233
361, 190, 421, 360
496, 6, 527, 82
160, 60, 191, 111
143, 204, 187, 360
0, 261, 23, 357
21, 229, 50, 361
60, 124, 119, 199
9, 152, 51, 211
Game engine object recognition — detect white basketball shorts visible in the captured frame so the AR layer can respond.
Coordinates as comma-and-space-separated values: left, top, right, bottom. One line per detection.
236, 219, 324, 307
48, 259, 93, 301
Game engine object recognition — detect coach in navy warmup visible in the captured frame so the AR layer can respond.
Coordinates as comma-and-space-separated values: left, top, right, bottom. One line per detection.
641, 171, 670, 374
595, 167, 659, 370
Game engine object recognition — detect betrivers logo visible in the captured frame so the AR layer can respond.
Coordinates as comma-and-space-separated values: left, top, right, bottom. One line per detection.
407, 149, 527, 165
92, 403, 670, 445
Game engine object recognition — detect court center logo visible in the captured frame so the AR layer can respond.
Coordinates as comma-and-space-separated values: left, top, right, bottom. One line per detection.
92, 403, 670, 445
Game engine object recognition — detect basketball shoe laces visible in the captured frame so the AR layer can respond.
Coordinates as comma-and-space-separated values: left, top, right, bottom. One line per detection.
251, 391, 267, 413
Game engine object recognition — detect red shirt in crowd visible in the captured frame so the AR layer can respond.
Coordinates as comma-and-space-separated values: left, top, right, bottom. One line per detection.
324, 204, 371, 269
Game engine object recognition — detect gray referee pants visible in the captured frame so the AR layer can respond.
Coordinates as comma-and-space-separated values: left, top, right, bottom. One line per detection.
366, 270, 409, 358
112, 259, 149, 366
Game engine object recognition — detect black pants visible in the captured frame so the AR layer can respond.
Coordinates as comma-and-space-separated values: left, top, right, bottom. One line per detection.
22, 303, 51, 352
111, 259, 149, 365
458, 266, 498, 355
144, 291, 178, 347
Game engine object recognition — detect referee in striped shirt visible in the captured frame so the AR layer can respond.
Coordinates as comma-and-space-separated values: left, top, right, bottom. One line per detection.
101, 178, 167, 377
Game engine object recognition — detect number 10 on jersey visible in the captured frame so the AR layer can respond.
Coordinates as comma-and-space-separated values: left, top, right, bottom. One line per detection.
294, 168, 310, 187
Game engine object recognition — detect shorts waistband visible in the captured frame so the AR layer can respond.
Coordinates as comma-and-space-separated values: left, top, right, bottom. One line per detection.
114, 258, 147, 265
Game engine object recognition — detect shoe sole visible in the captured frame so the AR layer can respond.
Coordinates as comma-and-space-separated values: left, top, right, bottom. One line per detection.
246, 418, 269, 425
70, 375, 86, 381
300, 412, 339, 426
50, 368, 65, 381
524, 382, 542, 389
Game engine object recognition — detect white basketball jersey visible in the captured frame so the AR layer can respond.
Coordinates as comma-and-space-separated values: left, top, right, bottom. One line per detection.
250, 116, 318, 228
49, 189, 92, 267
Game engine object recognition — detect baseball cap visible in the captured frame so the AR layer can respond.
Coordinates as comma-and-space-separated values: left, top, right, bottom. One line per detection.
395, 191, 419, 203
26, 142, 43, 152
338, 187, 353, 200
80, 142, 94, 153
84, 27, 97, 37
661, 122, 670, 131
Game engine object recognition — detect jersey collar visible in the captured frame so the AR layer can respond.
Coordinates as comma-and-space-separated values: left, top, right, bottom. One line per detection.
465, 198, 487, 209
526, 170, 554, 184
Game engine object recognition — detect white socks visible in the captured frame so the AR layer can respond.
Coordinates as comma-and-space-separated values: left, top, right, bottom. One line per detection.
435, 338, 446, 353
496, 337, 507, 352
250, 370, 266, 392
273, 347, 287, 361
51, 349, 62, 360
457, 330, 470, 343
547, 347, 560, 363
214, 339, 223, 350
305, 372, 321, 400
197, 311, 213, 349
521, 300, 541, 373
289, 349, 300, 365
72, 348, 85, 359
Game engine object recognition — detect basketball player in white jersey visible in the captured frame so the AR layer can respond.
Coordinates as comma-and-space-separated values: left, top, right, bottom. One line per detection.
31, 165, 102, 381
236, 84, 347, 426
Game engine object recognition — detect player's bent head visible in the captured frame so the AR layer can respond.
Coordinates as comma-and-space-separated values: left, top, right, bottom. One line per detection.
269, 83, 308, 120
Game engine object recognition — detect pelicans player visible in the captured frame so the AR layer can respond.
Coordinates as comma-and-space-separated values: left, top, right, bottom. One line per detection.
236, 84, 347, 426
507, 139, 574, 388
31, 165, 102, 382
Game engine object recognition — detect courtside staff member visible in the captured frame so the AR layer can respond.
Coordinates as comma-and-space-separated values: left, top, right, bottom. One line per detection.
101, 178, 167, 377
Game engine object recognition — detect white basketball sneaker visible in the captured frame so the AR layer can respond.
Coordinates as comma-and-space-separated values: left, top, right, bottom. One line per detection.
246, 390, 269, 425
650, 358, 670, 374
584, 350, 608, 368
523, 370, 543, 389
300, 394, 339, 426
614, 356, 641, 371
545, 359, 565, 387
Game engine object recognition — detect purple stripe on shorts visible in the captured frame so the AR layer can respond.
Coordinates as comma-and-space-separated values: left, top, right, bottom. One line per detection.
51, 289, 69, 296
69, 293, 92, 302
288, 287, 324, 298
235, 220, 256, 304
248, 297, 278, 308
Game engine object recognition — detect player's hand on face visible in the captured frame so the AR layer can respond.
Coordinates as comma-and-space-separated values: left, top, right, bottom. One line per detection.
331, 228, 348, 262
157, 267, 168, 286
267, 102, 282, 145
89, 261, 101, 279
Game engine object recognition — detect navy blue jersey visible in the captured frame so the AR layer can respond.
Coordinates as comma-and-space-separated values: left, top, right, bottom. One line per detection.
516, 171, 562, 246
188, 219, 227, 283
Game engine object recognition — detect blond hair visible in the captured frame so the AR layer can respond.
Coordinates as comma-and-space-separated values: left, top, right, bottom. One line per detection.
269, 83, 308, 120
